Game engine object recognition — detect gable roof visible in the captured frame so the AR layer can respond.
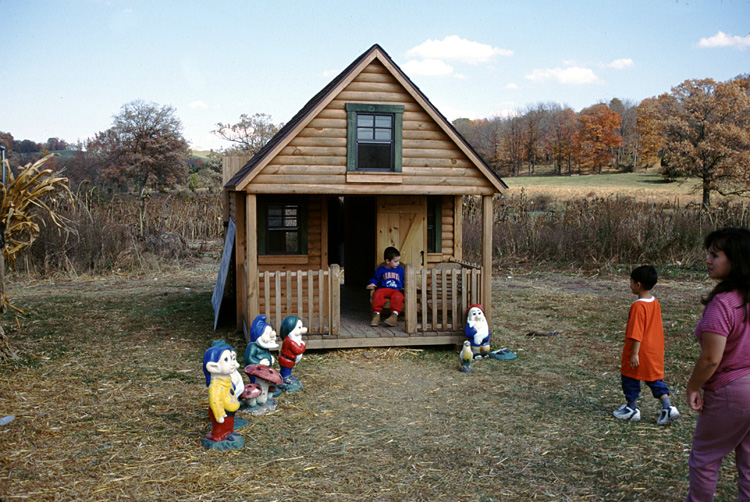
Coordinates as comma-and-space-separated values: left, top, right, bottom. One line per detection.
225, 44, 507, 192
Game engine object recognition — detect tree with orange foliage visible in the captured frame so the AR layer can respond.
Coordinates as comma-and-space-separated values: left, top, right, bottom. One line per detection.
577, 104, 622, 173
635, 98, 664, 170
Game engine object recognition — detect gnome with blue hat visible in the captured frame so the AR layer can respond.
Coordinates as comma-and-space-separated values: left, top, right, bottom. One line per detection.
244, 315, 279, 369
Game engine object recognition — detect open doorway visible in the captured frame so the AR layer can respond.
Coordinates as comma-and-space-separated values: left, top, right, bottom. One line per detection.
328, 195, 377, 318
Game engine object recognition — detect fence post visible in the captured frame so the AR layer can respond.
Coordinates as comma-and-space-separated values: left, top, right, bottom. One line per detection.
405, 264, 417, 334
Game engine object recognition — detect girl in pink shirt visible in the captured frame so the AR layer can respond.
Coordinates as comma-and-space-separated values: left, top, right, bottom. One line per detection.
686, 227, 750, 501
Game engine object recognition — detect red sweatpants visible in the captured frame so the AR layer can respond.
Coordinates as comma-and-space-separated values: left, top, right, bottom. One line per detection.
372, 288, 404, 314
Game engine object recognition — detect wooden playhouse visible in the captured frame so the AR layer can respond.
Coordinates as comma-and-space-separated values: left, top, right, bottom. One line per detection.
222, 44, 506, 349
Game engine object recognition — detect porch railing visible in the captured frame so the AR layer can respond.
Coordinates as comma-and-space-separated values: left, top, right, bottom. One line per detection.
405, 263, 483, 333
256, 264, 341, 336
255, 262, 480, 336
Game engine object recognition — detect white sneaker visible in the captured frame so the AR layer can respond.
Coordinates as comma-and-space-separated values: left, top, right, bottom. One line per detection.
613, 404, 641, 422
657, 406, 680, 425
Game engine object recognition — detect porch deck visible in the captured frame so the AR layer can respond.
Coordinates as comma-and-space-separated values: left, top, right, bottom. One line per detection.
304, 285, 465, 350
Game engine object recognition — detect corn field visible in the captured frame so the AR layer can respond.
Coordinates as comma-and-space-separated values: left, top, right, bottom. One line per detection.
15, 187, 224, 276
463, 191, 750, 270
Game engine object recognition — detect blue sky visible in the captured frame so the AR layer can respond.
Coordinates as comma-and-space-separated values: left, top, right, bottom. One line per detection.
2, 0, 749, 151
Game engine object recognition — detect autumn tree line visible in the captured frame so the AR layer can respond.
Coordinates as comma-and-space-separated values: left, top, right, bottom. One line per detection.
454, 75, 750, 207
0, 76, 748, 275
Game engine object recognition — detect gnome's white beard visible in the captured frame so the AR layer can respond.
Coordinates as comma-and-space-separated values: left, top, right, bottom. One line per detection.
468, 319, 489, 345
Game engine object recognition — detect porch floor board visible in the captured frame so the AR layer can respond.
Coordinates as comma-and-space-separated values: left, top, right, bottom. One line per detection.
304, 285, 464, 350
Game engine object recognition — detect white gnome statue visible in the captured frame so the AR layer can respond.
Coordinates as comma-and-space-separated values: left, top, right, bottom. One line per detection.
465, 304, 490, 359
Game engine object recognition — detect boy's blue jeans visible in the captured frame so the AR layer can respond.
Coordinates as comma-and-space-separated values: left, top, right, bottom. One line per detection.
621, 375, 670, 403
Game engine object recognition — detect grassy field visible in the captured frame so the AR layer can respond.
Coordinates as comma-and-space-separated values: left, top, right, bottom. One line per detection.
0, 261, 733, 501
503, 171, 703, 204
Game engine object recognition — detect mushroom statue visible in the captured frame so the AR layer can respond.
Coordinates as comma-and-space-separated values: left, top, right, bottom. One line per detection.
465, 304, 490, 359
278, 316, 307, 391
202, 342, 244, 450
243, 364, 283, 414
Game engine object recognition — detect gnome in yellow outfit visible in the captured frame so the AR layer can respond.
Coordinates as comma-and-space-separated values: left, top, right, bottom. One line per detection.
203, 343, 241, 443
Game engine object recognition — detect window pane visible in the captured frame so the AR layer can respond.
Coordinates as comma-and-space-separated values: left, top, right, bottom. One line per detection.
374, 128, 391, 141
358, 144, 392, 170
357, 128, 373, 141
285, 232, 298, 253
357, 115, 373, 127
375, 115, 392, 128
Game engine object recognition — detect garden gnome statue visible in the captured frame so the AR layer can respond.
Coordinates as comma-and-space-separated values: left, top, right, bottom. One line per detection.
278, 316, 307, 391
202, 342, 244, 450
210, 340, 250, 429
465, 304, 490, 359
244, 315, 279, 368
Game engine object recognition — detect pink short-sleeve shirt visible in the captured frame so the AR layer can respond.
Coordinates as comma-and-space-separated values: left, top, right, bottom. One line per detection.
695, 290, 750, 391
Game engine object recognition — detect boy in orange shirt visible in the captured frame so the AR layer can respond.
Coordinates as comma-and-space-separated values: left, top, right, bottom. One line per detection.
613, 265, 680, 425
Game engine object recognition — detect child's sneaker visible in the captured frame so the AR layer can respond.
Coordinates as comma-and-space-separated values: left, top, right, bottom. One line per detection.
657, 406, 680, 425
613, 404, 641, 422
384, 313, 398, 327
370, 312, 380, 326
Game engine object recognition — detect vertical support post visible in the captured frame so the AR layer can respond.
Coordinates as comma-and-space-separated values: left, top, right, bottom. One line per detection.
246, 194, 258, 331
234, 193, 247, 333
481, 194, 493, 326
404, 264, 417, 334
453, 195, 463, 261
329, 264, 341, 336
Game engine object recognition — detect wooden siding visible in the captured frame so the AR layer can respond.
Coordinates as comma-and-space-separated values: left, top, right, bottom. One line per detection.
248, 60, 496, 196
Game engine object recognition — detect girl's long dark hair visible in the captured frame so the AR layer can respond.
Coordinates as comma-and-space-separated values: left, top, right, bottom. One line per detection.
702, 227, 750, 316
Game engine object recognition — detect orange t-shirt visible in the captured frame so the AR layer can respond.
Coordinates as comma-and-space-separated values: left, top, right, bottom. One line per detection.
620, 297, 664, 381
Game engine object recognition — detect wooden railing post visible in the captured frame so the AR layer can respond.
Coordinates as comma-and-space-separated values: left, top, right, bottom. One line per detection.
405, 264, 417, 334
329, 264, 341, 336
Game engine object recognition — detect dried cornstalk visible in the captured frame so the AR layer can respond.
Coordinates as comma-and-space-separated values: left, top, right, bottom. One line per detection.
0, 154, 73, 313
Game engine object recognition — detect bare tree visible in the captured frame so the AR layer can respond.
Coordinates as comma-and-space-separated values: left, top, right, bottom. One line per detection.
212, 113, 281, 155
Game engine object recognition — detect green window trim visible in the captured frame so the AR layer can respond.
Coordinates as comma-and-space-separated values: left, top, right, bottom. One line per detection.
346, 103, 404, 172
258, 196, 308, 255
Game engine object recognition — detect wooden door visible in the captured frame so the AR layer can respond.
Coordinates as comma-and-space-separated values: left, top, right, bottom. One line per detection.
376, 196, 427, 269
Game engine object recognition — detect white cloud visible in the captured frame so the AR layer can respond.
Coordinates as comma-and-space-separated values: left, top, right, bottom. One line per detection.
189, 100, 209, 109
401, 59, 455, 77
607, 58, 634, 69
504, 82, 519, 89
525, 66, 602, 85
697, 31, 750, 50
407, 35, 513, 64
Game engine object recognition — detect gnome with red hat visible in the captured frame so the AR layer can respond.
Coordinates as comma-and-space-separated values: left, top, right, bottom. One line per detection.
465, 304, 491, 359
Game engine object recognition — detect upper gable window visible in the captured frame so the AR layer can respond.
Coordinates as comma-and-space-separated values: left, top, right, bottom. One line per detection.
346, 103, 403, 172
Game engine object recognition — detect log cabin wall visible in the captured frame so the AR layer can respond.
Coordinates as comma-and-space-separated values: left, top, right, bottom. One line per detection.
245, 60, 495, 196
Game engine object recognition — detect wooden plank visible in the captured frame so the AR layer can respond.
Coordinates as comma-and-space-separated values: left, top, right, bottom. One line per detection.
329, 264, 341, 336
274, 272, 282, 329
405, 264, 417, 334
234, 193, 247, 332
305, 334, 465, 350
246, 194, 258, 330
307, 270, 315, 332
318, 270, 325, 333
453, 196, 463, 261
441, 268, 448, 328
248, 183, 496, 196
261, 165, 345, 176
278, 145, 347, 157
269, 156, 347, 166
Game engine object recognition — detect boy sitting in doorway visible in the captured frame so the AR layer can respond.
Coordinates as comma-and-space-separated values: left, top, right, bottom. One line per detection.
366, 246, 405, 327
